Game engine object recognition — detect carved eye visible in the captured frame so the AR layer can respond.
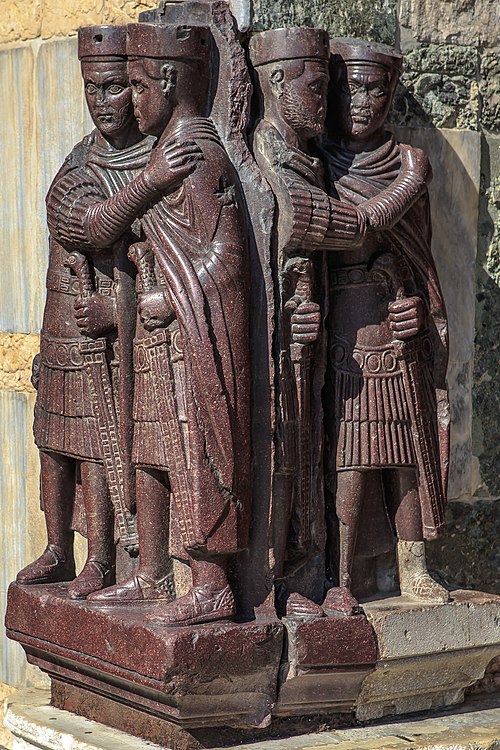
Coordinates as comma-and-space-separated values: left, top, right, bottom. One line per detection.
370, 86, 386, 97
133, 82, 146, 94
108, 84, 125, 95
348, 82, 359, 94
85, 83, 97, 95
308, 80, 322, 94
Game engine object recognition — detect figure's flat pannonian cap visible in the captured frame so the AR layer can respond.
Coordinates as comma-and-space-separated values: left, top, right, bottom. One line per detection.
126, 23, 210, 61
78, 25, 127, 60
249, 27, 330, 67
331, 38, 403, 73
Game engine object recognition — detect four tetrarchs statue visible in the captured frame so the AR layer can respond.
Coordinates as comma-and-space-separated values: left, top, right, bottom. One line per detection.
16, 19, 449, 626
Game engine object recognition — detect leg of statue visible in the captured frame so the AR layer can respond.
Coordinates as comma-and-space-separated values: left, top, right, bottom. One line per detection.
17, 450, 76, 584
322, 469, 375, 616
384, 469, 449, 604
146, 555, 235, 626
67, 461, 115, 599
87, 467, 175, 604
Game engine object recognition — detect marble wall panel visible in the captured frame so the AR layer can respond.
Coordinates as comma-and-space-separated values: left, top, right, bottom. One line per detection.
34, 37, 93, 333
0, 391, 46, 688
0, 45, 36, 335
391, 127, 481, 499
0, 38, 91, 336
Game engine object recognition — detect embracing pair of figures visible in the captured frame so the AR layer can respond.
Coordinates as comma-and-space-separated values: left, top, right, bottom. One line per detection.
17, 19, 450, 626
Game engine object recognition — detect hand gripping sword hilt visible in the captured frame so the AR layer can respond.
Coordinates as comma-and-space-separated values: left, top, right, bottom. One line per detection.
64, 251, 94, 298
128, 242, 157, 292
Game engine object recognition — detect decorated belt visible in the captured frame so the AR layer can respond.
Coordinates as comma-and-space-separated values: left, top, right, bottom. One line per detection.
330, 261, 414, 290
331, 334, 433, 374
46, 270, 115, 297
133, 327, 183, 372
40, 336, 86, 369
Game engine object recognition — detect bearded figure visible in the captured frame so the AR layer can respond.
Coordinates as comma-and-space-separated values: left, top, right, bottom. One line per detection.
319, 39, 450, 604
250, 28, 370, 616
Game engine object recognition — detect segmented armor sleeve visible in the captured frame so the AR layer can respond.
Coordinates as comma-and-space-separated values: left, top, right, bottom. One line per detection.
361, 147, 430, 229
85, 173, 160, 248
286, 179, 364, 250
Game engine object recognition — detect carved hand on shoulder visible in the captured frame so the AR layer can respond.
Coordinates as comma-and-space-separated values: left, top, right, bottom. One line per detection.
74, 293, 116, 337
138, 289, 174, 331
388, 295, 425, 340
143, 140, 204, 193
291, 301, 321, 344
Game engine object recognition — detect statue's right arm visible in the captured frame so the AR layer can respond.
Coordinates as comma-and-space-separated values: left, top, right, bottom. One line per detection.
46, 168, 160, 252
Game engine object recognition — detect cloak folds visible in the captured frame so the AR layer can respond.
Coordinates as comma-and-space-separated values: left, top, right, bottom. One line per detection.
141, 118, 251, 555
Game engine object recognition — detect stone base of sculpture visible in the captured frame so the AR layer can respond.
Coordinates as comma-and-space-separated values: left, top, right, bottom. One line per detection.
5, 582, 283, 742
6, 582, 500, 746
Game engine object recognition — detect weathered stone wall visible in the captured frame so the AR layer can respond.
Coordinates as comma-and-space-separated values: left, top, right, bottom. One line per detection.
0, 1, 498, 734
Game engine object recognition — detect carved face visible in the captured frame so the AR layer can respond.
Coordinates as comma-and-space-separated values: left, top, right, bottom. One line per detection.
278, 59, 329, 141
128, 59, 175, 137
81, 61, 134, 138
336, 62, 396, 143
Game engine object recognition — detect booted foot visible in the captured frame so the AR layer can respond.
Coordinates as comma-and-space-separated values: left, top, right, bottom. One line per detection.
87, 572, 175, 605
286, 593, 324, 618
397, 540, 449, 605
401, 572, 450, 604
146, 584, 235, 626
323, 586, 362, 617
16, 545, 75, 585
67, 560, 115, 600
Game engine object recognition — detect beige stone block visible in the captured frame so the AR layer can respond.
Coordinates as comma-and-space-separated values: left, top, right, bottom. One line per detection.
41, 0, 104, 40
391, 127, 481, 499
399, 0, 500, 48
356, 646, 499, 722
354, 591, 500, 722
0, 334, 39, 393
38, 0, 155, 38
0, 0, 41, 45
363, 590, 500, 659
101, 0, 159, 25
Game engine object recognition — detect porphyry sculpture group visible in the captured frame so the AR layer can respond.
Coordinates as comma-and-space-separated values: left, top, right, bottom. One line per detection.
7, 2, 498, 745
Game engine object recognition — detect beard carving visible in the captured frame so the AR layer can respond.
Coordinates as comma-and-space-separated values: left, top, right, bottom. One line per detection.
280, 85, 324, 140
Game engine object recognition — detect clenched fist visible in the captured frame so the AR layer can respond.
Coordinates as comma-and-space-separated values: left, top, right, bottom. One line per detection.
138, 289, 174, 331
291, 301, 321, 344
74, 294, 116, 337
388, 295, 425, 340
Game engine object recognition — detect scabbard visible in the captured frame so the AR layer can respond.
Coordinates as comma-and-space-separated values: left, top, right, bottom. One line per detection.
291, 342, 313, 551
143, 330, 199, 550
79, 338, 139, 550
394, 337, 446, 537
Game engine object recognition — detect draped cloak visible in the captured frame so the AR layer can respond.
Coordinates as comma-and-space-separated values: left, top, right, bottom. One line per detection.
140, 118, 251, 555
320, 134, 450, 538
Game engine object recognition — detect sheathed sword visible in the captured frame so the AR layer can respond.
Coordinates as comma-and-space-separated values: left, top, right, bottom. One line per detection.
64, 251, 139, 552
370, 251, 446, 536
284, 256, 314, 554
128, 242, 196, 548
